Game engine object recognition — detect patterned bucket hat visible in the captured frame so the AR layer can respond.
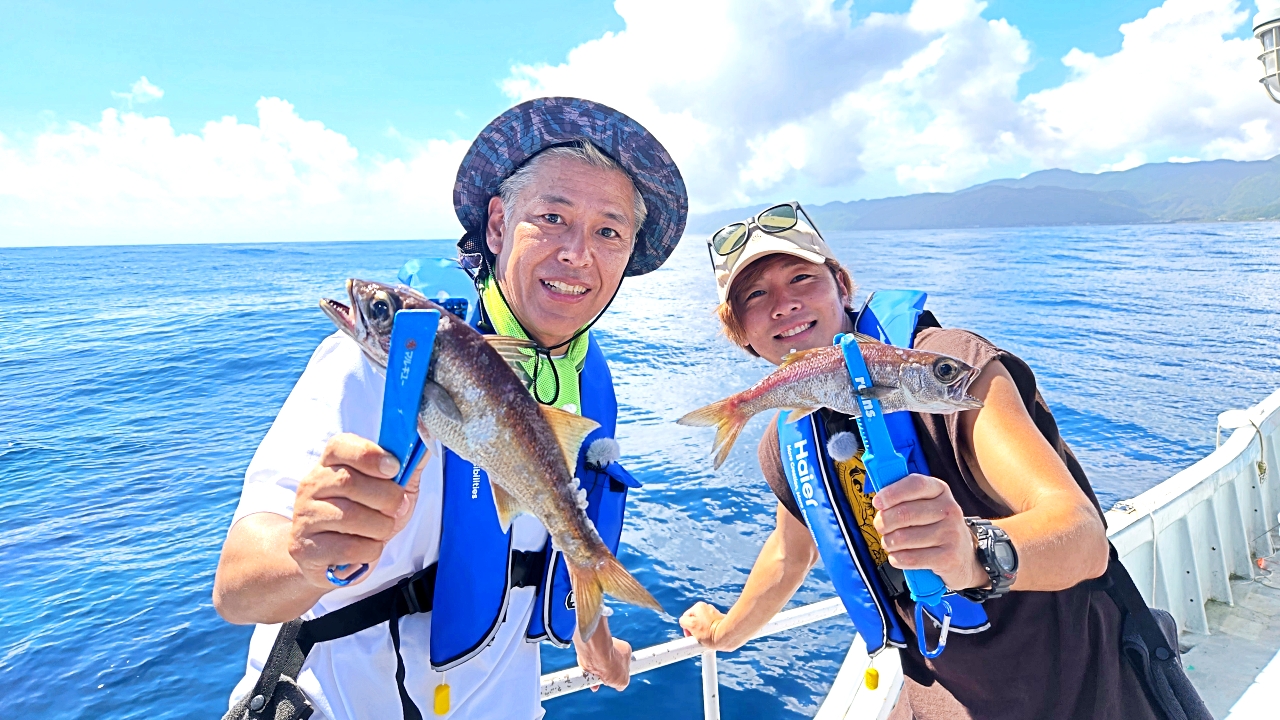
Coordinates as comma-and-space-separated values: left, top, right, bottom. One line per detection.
454, 97, 688, 277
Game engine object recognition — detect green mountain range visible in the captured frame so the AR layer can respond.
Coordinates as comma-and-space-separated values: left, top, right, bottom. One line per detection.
688, 155, 1280, 234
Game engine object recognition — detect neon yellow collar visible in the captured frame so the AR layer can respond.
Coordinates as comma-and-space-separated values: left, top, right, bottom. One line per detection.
481, 277, 588, 412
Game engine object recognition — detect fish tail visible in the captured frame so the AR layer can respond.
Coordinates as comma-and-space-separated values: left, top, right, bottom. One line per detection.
678, 397, 749, 470
567, 553, 665, 641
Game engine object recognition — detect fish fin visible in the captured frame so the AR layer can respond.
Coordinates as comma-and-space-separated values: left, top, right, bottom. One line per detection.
677, 398, 748, 470
540, 404, 601, 470
848, 331, 882, 344
489, 481, 525, 533
778, 347, 827, 369
423, 380, 463, 423
483, 335, 535, 384
783, 407, 820, 424
567, 553, 664, 640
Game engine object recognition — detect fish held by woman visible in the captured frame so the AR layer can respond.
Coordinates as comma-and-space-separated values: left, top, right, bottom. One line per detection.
320, 278, 662, 639
679, 337, 984, 468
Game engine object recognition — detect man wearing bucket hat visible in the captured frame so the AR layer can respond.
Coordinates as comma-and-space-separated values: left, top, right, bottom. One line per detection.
676, 204, 1205, 719
214, 97, 687, 720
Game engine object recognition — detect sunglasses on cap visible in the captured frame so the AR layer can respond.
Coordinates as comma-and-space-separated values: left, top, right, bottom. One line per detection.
706, 201, 825, 267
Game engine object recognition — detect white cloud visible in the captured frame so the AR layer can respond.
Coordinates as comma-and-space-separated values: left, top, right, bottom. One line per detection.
1100, 150, 1148, 172
3, 0, 1278, 246
505, 0, 1278, 204
111, 76, 165, 107
1021, 0, 1276, 169
0, 98, 467, 245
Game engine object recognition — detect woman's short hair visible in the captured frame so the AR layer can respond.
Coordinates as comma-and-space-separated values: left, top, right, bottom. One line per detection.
715, 255, 856, 357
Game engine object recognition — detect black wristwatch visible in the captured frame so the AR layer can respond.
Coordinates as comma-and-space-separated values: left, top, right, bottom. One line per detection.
958, 518, 1018, 602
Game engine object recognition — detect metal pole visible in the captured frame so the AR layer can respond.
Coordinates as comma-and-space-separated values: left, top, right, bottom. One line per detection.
701, 649, 720, 720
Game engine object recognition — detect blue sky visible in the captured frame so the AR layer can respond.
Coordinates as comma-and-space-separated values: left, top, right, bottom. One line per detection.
1, 0, 1276, 245
0, 1, 625, 158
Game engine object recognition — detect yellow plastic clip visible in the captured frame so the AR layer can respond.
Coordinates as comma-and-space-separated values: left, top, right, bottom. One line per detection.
864, 667, 880, 690
434, 683, 450, 715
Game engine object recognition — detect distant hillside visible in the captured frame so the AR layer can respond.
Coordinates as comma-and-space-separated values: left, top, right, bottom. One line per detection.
688, 155, 1280, 234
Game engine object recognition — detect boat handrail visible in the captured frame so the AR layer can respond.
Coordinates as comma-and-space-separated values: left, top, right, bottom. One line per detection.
1104, 387, 1280, 634
540, 388, 1280, 718
539, 597, 847, 716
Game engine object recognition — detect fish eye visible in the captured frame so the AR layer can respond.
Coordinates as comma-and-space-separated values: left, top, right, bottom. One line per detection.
933, 359, 961, 384
370, 291, 399, 324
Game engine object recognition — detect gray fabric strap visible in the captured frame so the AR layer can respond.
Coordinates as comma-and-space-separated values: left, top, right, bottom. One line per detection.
245, 619, 307, 720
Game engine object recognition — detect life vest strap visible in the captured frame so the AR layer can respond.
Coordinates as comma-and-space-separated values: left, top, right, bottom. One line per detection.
246, 549, 550, 720
509, 549, 546, 590
241, 564, 438, 720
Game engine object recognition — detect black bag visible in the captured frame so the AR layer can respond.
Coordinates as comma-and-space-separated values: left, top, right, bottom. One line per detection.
1099, 545, 1212, 720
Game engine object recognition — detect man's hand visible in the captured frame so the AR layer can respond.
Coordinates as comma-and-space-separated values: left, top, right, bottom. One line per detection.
574, 617, 632, 692
289, 433, 424, 589
680, 602, 729, 650
871, 473, 986, 591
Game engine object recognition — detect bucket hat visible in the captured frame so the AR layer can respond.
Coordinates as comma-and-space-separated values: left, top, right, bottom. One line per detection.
454, 97, 688, 277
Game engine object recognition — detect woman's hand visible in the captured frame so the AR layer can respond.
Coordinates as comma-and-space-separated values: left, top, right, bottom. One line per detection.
680, 602, 729, 650
871, 473, 987, 592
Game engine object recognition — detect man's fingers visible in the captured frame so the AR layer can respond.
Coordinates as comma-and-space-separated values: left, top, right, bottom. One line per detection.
881, 524, 951, 554
871, 473, 945, 511
321, 433, 400, 480
310, 467, 407, 518
873, 497, 955, 535
400, 451, 430, 496
300, 498, 399, 541
886, 546, 951, 572
291, 531, 385, 571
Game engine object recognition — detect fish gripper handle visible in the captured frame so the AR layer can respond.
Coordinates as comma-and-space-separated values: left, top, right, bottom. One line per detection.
327, 309, 440, 588
836, 333, 952, 657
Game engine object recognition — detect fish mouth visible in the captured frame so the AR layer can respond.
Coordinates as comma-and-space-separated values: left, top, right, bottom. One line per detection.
953, 373, 984, 410
319, 279, 359, 337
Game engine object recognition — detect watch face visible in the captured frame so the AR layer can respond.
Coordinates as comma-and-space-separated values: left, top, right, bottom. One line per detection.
994, 542, 1017, 572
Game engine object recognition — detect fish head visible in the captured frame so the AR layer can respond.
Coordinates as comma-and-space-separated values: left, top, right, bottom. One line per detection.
892, 351, 984, 414
321, 278, 436, 368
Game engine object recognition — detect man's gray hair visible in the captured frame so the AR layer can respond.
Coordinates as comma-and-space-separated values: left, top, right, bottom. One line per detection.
497, 141, 648, 233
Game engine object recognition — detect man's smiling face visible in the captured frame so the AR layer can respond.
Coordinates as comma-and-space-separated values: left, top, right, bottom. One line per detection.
732, 253, 855, 365
485, 155, 637, 348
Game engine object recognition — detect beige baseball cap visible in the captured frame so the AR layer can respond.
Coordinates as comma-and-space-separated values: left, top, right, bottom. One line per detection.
711, 203, 836, 304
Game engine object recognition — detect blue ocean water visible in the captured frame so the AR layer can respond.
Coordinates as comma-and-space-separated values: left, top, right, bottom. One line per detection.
2, 223, 1278, 719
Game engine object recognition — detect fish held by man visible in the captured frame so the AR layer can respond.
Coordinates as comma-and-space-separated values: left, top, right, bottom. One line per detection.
678, 336, 984, 469
320, 278, 663, 639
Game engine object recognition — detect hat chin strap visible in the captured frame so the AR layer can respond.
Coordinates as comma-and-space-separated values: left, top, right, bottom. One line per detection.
482, 273, 625, 406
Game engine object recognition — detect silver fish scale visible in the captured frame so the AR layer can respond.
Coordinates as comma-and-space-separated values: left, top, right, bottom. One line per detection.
425, 341, 603, 566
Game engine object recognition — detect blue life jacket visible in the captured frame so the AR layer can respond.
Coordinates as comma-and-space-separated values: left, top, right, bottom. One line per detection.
778, 290, 989, 656
419, 262, 640, 669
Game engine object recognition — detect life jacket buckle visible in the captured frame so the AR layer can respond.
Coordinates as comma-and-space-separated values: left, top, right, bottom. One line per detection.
399, 570, 435, 616
509, 549, 547, 589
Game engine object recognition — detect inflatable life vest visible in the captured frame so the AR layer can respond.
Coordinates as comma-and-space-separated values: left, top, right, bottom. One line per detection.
778, 290, 990, 656
412, 260, 641, 670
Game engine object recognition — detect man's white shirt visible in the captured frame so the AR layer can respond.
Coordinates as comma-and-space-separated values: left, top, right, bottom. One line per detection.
228, 332, 550, 720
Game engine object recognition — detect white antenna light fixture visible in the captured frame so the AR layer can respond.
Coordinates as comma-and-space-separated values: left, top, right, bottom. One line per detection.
1257, 4, 1280, 103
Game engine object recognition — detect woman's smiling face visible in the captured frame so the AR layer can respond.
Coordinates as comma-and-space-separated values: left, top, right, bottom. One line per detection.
731, 254, 855, 365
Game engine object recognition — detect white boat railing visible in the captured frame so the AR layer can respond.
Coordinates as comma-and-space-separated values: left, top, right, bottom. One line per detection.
540, 598, 847, 717
1105, 387, 1280, 634
540, 388, 1280, 718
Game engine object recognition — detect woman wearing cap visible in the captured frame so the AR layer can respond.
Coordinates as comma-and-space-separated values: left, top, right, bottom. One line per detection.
678, 203, 1162, 719
214, 97, 688, 720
